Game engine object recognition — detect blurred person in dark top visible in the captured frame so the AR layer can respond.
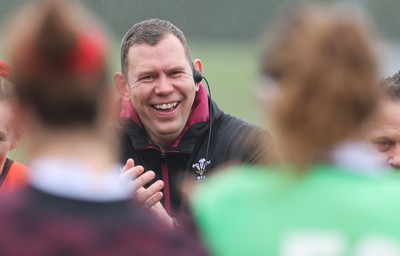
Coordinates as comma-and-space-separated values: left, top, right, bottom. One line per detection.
366, 70, 400, 169
0, 61, 29, 192
114, 18, 275, 226
0, 0, 206, 255
191, 5, 400, 256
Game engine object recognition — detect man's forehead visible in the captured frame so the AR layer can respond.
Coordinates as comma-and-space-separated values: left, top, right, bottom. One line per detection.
126, 38, 190, 73
368, 112, 400, 139
128, 34, 185, 55
380, 98, 400, 110
365, 100, 400, 138
369, 117, 400, 135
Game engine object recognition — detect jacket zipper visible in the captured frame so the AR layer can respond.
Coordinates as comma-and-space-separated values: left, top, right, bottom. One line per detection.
160, 151, 172, 216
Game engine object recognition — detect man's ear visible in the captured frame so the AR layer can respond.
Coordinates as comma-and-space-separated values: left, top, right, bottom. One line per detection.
114, 72, 130, 101
193, 59, 203, 92
193, 59, 203, 73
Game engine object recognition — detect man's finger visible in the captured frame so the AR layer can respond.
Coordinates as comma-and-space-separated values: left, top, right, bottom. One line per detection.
133, 179, 164, 203
121, 158, 135, 173
121, 165, 145, 181
117, 166, 146, 192
128, 171, 157, 193
143, 191, 163, 208
149, 202, 174, 227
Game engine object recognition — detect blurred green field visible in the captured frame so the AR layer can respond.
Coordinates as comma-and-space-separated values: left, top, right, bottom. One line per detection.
9, 40, 266, 162
190, 41, 265, 126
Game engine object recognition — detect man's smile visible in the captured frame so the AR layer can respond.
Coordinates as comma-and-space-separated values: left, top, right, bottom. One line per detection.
152, 101, 179, 111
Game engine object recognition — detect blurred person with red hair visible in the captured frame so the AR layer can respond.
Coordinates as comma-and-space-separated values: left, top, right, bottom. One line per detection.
0, 0, 206, 255
191, 5, 400, 256
0, 61, 28, 192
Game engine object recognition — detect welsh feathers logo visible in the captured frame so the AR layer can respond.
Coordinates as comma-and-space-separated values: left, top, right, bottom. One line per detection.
192, 158, 211, 181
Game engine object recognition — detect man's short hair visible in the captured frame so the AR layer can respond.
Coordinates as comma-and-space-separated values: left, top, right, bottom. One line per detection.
120, 19, 193, 77
379, 70, 400, 102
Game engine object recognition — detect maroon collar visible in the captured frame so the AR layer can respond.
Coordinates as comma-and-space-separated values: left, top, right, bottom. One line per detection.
120, 83, 210, 147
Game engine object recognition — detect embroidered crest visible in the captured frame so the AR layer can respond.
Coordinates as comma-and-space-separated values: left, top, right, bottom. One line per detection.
192, 158, 211, 181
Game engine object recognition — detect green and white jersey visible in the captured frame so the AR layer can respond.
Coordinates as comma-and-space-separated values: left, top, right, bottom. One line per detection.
192, 163, 400, 256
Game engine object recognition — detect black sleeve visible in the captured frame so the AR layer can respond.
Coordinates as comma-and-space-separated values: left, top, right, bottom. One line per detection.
219, 116, 278, 166
236, 126, 277, 165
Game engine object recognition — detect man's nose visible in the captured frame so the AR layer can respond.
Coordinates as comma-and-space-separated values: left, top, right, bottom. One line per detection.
388, 146, 400, 169
155, 75, 174, 95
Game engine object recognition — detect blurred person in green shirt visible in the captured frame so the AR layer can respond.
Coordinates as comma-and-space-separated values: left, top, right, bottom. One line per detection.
190, 5, 400, 256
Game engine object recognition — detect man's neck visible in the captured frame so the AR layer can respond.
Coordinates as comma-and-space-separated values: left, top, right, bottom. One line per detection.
147, 133, 178, 152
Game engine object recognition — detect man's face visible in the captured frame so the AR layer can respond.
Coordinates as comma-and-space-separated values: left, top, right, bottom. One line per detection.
366, 99, 400, 169
124, 34, 199, 148
0, 100, 17, 172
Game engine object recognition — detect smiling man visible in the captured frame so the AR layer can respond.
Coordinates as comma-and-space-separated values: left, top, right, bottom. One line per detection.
114, 19, 274, 224
366, 71, 400, 169
119, 33, 201, 150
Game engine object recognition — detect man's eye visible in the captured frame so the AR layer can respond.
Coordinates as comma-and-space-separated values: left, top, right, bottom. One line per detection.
375, 141, 393, 152
169, 71, 183, 77
140, 75, 156, 82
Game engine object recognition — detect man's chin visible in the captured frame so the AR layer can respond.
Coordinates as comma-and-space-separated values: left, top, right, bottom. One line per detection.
155, 126, 184, 139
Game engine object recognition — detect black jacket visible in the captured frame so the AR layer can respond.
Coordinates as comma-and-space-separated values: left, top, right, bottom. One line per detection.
118, 85, 273, 217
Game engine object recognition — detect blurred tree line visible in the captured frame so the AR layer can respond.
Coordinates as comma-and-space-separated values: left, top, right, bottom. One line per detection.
1, 0, 400, 43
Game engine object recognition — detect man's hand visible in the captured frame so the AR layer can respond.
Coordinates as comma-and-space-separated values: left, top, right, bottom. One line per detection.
119, 158, 163, 208
118, 159, 174, 227
150, 201, 174, 227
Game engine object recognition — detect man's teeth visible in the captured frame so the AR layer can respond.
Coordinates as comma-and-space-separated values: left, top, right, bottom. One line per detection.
153, 102, 178, 110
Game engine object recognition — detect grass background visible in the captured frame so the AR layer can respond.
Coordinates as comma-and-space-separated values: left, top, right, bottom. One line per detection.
190, 41, 265, 126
